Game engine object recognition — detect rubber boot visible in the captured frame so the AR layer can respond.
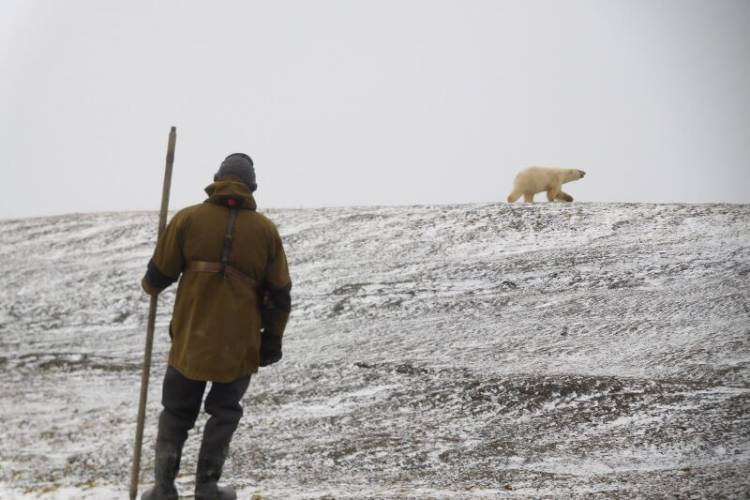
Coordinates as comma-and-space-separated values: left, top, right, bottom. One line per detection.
194, 450, 237, 500
140, 439, 181, 500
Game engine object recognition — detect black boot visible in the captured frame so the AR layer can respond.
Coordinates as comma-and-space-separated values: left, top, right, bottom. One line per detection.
194, 375, 250, 500
140, 439, 182, 500
194, 450, 237, 500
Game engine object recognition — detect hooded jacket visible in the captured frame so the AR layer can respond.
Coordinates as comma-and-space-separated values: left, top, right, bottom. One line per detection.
142, 178, 291, 382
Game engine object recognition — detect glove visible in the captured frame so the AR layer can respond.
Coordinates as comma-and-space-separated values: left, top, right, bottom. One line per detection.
260, 332, 282, 367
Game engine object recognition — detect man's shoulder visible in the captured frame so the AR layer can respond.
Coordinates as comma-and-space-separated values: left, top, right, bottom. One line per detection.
173, 203, 281, 239
251, 211, 282, 236
251, 210, 275, 224
170, 203, 204, 223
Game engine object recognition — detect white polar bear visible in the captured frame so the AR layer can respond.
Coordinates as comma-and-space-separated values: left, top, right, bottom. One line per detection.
507, 167, 586, 203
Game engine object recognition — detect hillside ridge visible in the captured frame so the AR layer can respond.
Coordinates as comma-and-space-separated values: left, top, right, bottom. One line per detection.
1, 203, 749, 498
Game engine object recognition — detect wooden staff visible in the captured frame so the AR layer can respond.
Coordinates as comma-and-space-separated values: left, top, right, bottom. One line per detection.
129, 126, 176, 500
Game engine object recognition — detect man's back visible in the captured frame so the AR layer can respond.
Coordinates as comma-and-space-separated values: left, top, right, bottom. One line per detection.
143, 178, 290, 382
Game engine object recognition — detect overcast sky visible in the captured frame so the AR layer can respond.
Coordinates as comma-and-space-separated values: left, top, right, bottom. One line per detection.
1, 0, 748, 219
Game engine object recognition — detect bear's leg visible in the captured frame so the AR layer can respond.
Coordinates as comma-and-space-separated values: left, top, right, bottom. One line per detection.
506, 190, 521, 203
546, 188, 560, 202
523, 193, 535, 203
555, 191, 574, 202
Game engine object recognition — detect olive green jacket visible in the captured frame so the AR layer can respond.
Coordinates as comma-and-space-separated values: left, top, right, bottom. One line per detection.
142, 179, 291, 382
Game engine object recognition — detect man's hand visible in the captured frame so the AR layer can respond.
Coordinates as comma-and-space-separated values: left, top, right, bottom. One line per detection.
141, 277, 161, 296
260, 332, 282, 367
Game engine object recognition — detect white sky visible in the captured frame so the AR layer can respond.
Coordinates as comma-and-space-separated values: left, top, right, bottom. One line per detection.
1, 0, 748, 219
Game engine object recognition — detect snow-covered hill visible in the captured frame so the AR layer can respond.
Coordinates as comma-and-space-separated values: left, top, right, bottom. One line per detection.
1, 203, 749, 499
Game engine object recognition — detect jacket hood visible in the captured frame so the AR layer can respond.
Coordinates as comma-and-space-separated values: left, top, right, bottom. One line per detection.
204, 178, 257, 210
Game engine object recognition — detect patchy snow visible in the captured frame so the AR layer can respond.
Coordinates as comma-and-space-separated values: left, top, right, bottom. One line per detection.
1, 203, 749, 498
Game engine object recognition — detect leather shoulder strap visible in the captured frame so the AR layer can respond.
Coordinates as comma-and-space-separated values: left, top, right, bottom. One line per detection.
221, 208, 239, 271
185, 208, 257, 290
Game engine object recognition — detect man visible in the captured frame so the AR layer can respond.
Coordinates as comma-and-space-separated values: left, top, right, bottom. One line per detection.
140, 153, 292, 500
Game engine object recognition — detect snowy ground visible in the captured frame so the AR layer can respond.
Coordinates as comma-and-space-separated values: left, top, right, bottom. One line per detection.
0, 202, 749, 499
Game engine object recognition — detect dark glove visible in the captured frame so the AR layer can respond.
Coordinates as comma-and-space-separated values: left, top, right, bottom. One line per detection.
260, 332, 282, 367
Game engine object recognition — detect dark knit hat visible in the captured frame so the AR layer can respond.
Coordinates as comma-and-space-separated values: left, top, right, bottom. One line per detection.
214, 153, 257, 191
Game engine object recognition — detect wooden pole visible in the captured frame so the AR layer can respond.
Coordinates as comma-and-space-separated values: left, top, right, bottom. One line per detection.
129, 126, 176, 500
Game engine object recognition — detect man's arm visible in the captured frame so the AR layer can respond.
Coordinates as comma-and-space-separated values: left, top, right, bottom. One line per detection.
142, 214, 185, 295
259, 225, 291, 366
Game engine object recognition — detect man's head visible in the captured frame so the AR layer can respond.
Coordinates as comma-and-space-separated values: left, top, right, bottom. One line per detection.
215, 153, 257, 192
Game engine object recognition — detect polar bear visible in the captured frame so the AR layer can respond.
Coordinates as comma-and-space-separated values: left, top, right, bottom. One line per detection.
506, 167, 586, 203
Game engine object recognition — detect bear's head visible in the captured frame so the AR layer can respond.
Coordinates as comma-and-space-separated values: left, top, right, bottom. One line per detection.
559, 168, 586, 185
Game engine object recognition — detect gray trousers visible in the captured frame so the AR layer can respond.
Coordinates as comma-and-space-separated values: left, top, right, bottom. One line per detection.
157, 366, 251, 458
